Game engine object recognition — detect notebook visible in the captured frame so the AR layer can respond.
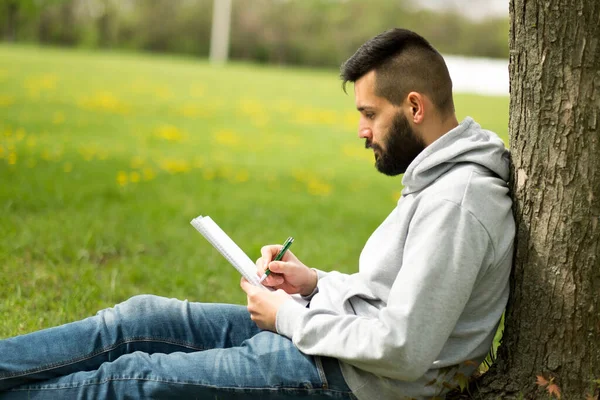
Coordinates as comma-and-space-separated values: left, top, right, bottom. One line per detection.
191, 215, 309, 307
190, 215, 273, 290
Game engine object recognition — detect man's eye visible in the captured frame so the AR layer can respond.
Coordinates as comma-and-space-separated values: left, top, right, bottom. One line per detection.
366, 113, 375, 120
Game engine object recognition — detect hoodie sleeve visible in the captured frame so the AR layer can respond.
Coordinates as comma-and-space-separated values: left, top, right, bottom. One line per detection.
276, 199, 493, 381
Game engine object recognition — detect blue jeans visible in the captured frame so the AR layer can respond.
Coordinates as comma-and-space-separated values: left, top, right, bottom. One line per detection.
0, 295, 355, 399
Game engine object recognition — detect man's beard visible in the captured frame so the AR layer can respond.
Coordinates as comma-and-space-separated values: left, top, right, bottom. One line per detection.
365, 112, 426, 176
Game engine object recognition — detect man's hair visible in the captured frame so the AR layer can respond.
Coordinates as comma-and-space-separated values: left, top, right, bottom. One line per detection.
341, 28, 454, 115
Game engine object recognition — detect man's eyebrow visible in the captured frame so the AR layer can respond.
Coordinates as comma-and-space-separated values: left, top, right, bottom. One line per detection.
357, 105, 375, 112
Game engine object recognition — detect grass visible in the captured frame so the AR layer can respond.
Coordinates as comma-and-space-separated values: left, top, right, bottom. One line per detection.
0, 44, 509, 339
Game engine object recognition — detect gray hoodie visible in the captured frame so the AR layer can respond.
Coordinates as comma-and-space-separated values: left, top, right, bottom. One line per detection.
276, 117, 515, 399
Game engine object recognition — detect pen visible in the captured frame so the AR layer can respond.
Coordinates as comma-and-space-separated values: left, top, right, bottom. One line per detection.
259, 237, 294, 283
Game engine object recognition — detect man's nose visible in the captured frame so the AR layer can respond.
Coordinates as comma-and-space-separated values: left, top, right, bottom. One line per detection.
358, 119, 372, 139
358, 127, 372, 139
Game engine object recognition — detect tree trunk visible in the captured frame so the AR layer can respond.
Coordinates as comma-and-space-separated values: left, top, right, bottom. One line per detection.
4, 1, 18, 42
474, 0, 600, 398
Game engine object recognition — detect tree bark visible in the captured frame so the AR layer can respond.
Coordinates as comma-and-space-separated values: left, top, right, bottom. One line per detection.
3, 1, 18, 42
474, 0, 600, 398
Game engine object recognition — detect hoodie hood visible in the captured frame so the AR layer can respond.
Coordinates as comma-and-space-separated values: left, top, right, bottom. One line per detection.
401, 117, 510, 195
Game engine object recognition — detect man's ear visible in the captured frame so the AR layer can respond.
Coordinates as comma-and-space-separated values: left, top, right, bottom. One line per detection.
406, 92, 425, 124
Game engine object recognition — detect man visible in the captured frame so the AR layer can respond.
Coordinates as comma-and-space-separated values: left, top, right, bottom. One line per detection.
0, 28, 514, 399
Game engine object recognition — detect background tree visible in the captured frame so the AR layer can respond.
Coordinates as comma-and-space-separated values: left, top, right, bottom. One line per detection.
475, 0, 600, 398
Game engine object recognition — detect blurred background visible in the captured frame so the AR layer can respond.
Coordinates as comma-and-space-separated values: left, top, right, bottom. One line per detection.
0, 0, 509, 341
0, 0, 508, 63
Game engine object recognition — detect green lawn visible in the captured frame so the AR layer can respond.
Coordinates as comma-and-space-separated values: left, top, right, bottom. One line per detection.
0, 44, 508, 339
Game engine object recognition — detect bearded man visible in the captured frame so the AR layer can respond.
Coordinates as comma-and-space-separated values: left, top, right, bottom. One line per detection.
0, 29, 514, 400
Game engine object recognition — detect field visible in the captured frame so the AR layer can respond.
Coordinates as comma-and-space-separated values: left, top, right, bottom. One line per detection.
0, 44, 508, 339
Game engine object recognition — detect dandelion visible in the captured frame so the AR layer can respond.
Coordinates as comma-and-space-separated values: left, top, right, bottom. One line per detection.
8, 152, 17, 165
142, 168, 156, 181
238, 98, 265, 116
15, 128, 25, 141
159, 159, 191, 174
155, 125, 186, 142
79, 147, 95, 161
63, 162, 73, 173
213, 130, 240, 147
0, 95, 14, 107
117, 171, 128, 187
26, 137, 36, 147
0, 145, 4, 158
24, 74, 58, 98
78, 91, 130, 115
343, 111, 357, 130
306, 178, 332, 196
154, 86, 173, 100
53, 112, 65, 125
176, 104, 201, 118
234, 170, 250, 183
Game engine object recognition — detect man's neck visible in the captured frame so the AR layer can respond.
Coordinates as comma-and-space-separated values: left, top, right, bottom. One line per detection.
422, 114, 459, 146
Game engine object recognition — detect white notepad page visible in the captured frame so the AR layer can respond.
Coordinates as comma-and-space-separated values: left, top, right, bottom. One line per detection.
190, 215, 271, 290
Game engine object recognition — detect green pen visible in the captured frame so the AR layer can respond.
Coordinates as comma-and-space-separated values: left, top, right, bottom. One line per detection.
259, 237, 294, 283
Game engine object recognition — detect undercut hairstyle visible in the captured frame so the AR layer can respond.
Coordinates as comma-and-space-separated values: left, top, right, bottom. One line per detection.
341, 28, 454, 115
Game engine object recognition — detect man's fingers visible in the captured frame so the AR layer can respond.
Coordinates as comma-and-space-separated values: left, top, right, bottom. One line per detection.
267, 261, 286, 273
260, 246, 278, 268
240, 278, 257, 294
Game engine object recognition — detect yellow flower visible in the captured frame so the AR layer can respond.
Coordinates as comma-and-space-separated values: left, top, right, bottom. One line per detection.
78, 91, 130, 115
0, 95, 14, 107
154, 86, 173, 100
8, 152, 17, 165
306, 178, 332, 196
117, 171, 128, 186
63, 162, 73, 173
176, 104, 201, 118
15, 128, 25, 139
159, 159, 190, 174
234, 170, 250, 183
392, 191, 401, 202
142, 168, 156, 181
155, 125, 186, 142
213, 130, 241, 147
53, 112, 65, 125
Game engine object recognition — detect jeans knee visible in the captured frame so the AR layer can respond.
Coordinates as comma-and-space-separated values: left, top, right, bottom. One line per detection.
117, 295, 170, 316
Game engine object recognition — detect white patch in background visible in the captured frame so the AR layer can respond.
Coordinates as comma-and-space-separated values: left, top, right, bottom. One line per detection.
444, 55, 509, 96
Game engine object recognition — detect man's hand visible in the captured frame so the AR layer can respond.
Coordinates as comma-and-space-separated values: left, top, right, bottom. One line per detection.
256, 245, 318, 296
240, 278, 292, 332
